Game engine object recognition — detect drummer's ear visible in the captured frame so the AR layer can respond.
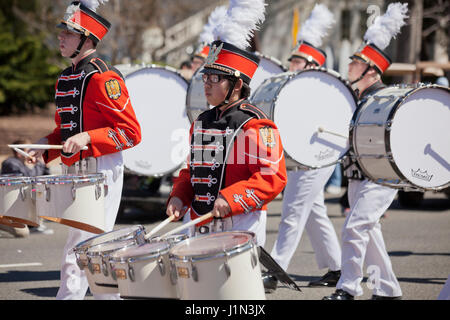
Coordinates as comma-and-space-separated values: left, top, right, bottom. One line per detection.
234, 78, 243, 92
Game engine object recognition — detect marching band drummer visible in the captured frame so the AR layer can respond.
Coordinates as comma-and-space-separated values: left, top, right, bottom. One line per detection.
28, 0, 141, 300
264, 4, 342, 293
166, 0, 287, 248
323, 2, 409, 300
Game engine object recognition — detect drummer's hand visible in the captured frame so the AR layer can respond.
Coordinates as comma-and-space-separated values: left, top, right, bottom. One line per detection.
27, 138, 48, 164
212, 195, 231, 218
63, 132, 91, 154
167, 197, 185, 221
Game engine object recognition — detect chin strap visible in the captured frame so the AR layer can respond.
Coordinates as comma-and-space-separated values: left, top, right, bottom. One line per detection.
217, 77, 238, 108
70, 35, 88, 59
350, 64, 371, 86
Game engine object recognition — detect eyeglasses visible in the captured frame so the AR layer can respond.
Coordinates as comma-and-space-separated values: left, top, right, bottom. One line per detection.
202, 74, 226, 84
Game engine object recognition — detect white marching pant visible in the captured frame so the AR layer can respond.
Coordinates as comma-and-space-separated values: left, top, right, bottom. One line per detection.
56, 153, 124, 300
337, 179, 402, 297
270, 166, 341, 271
182, 209, 267, 247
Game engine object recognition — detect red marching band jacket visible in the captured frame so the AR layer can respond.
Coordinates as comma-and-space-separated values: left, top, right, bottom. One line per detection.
44, 53, 141, 166
169, 99, 287, 226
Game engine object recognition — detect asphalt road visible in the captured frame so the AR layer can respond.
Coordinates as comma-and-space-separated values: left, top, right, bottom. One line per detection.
0, 189, 449, 301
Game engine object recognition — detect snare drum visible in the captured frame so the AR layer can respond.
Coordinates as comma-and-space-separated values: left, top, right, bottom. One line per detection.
34, 174, 106, 234
110, 241, 178, 299
122, 65, 190, 177
350, 84, 450, 191
169, 231, 265, 300
0, 175, 38, 227
85, 238, 138, 294
250, 68, 357, 169
72, 225, 146, 271
185, 54, 285, 123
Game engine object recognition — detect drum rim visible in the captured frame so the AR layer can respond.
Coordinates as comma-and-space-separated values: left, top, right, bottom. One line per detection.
110, 242, 170, 264
125, 64, 189, 85
0, 176, 33, 185
352, 84, 450, 191
86, 239, 138, 258
73, 225, 145, 253
169, 231, 256, 262
252, 67, 357, 169
33, 173, 105, 185
254, 51, 287, 72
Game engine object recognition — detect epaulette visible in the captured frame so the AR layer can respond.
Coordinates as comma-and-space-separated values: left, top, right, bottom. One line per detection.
239, 103, 268, 120
89, 57, 110, 74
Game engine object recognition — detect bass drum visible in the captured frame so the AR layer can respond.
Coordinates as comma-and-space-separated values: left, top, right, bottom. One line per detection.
123, 65, 191, 177
250, 68, 357, 169
185, 54, 285, 123
350, 84, 450, 191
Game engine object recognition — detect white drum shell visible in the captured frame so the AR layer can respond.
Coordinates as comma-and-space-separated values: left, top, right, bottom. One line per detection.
352, 85, 450, 190
111, 248, 178, 299
34, 175, 106, 234
170, 232, 265, 300
0, 177, 38, 227
73, 225, 146, 271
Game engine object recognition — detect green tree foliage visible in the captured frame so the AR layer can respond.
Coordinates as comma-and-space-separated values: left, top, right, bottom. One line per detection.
0, 1, 61, 115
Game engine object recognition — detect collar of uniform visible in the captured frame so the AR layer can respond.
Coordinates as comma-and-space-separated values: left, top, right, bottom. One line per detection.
72, 51, 97, 72
215, 98, 245, 120
359, 81, 386, 99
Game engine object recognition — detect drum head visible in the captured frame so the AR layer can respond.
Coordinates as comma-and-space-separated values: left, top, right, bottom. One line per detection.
273, 69, 357, 168
123, 66, 190, 176
111, 242, 169, 260
170, 231, 253, 259
250, 54, 285, 93
390, 86, 450, 189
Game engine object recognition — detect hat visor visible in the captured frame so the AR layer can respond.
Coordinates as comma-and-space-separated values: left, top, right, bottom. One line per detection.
56, 22, 83, 35
199, 67, 231, 77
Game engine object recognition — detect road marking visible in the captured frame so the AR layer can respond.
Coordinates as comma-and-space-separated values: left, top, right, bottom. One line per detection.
0, 262, 43, 268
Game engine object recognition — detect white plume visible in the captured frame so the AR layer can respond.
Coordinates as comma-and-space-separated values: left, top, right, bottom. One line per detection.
364, 2, 409, 50
214, 0, 266, 50
199, 6, 228, 44
80, 0, 109, 12
298, 4, 335, 47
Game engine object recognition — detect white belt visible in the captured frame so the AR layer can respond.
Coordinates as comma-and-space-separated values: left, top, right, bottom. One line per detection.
61, 157, 98, 174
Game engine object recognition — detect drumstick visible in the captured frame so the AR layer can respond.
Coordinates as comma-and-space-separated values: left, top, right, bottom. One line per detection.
144, 215, 175, 240
317, 126, 348, 139
161, 212, 214, 237
8, 144, 88, 151
12, 147, 33, 160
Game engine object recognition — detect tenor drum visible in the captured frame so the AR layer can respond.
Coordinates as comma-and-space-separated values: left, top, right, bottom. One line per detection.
185, 54, 285, 123
85, 238, 138, 294
250, 68, 357, 169
149, 233, 188, 248
123, 65, 190, 176
34, 174, 106, 234
169, 231, 265, 300
110, 241, 178, 299
72, 225, 146, 271
0, 175, 38, 227
350, 84, 450, 191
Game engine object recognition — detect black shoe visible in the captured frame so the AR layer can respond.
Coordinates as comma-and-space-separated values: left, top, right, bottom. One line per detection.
370, 295, 402, 300
308, 270, 341, 287
322, 289, 354, 300
262, 273, 278, 293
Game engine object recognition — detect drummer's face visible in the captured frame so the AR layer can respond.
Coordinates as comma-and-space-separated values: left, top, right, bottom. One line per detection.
348, 59, 368, 82
203, 73, 231, 106
58, 29, 81, 58
289, 57, 308, 71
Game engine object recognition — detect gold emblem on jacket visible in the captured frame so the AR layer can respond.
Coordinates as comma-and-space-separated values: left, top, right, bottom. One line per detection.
105, 79, 121, 100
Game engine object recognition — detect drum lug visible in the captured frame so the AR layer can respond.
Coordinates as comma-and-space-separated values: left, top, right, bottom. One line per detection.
101, 258, 109, 277
95, 184, 101, 200
111, 266, 117, 281
157, 256, 166, 276
128, 263, 135, 282
223, 250, 231, 279
87, 257, 94, 275
104, 184, 109, 197
251, 250, 258, 269
19, 186, 26, 201
191, 259, 198, 282
45, 184, 51, 202
169, 260, 178, 285
71, 184, 76, 201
